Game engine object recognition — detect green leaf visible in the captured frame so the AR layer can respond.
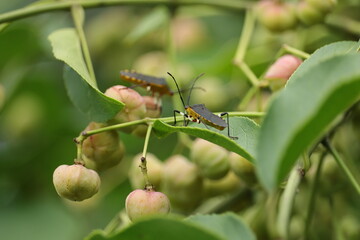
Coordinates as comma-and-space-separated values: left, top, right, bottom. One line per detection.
124, 6, 169, 44
63, 66, 123, 122
49, 28, 123, 122
257, 43, 360, 191
287, 41, 360, 83
49, 28, 91, 84
86, 216, 223, 240
153, 117, 259, 162
187, 213, 256, 240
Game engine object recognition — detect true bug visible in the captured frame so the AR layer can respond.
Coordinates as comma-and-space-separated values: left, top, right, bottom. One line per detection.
168, 72, 238, 140
120, 70, 174, 97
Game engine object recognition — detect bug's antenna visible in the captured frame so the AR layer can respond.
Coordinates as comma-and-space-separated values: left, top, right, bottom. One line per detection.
167, 72, 186, 108
187, 73, 205, 105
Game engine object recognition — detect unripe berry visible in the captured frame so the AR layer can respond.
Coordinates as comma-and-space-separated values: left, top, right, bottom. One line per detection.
104, 85, 146, 130
129, 153, 164, 190
125, 188, 170, 222
53, 164, 100, 201
162, 155, 203, 212
256, 1, 297, 33
296, 1, 326, 25
229, 152, 256, 186
190, 138, 230, 180
306, 0, 336, 13
82, 122, 125, 171
264, 54, 303, 91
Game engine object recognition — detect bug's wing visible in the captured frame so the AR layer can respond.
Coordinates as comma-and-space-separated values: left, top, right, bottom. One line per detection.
120, 70, 167, 87
191, 104, 227, 128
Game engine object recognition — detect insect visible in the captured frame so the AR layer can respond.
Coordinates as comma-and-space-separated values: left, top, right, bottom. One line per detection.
120, 70, 174, 97
168, 72, 238, 140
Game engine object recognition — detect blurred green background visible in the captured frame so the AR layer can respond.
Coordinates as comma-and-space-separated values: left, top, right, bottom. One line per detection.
0, 1, 359, 239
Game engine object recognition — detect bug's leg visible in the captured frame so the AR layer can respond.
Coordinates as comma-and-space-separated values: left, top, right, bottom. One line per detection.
219, 112, 238, 140
173, 110, 181, 126
173, 110, 189, 126
183, 113, 189, 126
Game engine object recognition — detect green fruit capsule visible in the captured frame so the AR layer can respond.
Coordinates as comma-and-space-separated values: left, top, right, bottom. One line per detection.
82, 122, 125, 171
53, 164, 100, 201
297, 1, 326, 25
306, 0, 337, 13
131, 96, 162, 137
191, 138, 230, 180
161, 155, 203, 212
204, 171, 243, 198
229, 152, 257, 186
256, 0, 298, 33
104, 85, 146, 129
125, 189, 170, 222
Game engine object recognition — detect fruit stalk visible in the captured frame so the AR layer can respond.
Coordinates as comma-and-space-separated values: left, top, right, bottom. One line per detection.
140, 124, 154, 189
322, 138, 360, 195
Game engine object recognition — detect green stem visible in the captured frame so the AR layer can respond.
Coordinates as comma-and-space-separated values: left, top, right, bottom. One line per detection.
326, 14, 360, 36
233, 10, 259, 87
0, 0, 254, 24
304, 152, 326, 239
322, 139, 360, 195
78, 111, 264, 138
103, 212, 122, 235
141, 124, 153, 189
74, 137, 85, 165
233, 10, 255, 64
71, 5, 97, 86
277, 167, 303, 239
282, 44, 310, 59
237, 86, 258, 110
237, 62, 260, 86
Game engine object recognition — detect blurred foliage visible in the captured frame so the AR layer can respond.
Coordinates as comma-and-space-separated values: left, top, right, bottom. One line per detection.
0, 0, 360, 240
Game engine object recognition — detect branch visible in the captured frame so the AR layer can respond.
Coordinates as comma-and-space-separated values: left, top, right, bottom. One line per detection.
0, 0, 254, 24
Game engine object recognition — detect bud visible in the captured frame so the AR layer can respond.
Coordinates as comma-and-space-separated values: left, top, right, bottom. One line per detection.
190, 138, 230, 180
82, 122, 125, 171
128, 153, 164, 189
229, 152, 257, 186
53, 164, 100, 201
125, 189, 170, 222
161, 155, 203, 212
264, 54, 303, 91
104, 85, 146, 131
256, 1, 298, 32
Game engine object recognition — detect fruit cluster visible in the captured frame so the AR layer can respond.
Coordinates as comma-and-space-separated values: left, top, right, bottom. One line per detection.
256, 0, 337, 32
52, 84, 162, 202
127, 138, 256, 219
